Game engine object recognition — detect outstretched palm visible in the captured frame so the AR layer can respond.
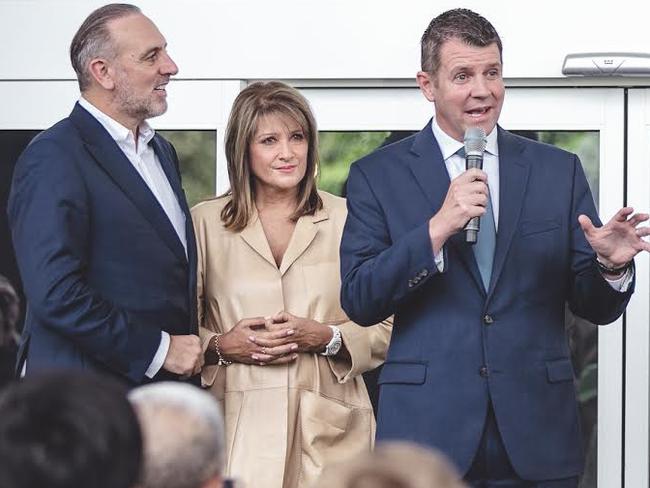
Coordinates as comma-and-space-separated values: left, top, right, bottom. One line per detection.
579, 207, 650, 267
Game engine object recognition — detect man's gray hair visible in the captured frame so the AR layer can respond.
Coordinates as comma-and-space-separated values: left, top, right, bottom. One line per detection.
69, 3, 141, 91
129, 382, 225, 488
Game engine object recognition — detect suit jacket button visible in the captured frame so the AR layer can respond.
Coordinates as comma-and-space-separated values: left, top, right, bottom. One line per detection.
421, 269, 429, 277
479, 366, 489, 378
483, 314, 494, 325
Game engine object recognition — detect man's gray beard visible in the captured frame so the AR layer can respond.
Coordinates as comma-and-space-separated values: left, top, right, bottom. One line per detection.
113, 79, 167, 122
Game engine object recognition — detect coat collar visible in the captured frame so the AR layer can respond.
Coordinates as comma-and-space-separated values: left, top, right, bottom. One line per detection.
69, 102, 188, 263
239, 202, 329, 276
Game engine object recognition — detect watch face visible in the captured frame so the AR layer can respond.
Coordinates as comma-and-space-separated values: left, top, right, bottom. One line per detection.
329, 330, 342, 355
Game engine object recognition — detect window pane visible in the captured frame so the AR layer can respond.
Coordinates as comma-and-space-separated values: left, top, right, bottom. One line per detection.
159, 130, 217, 207
319, 131, 415, 196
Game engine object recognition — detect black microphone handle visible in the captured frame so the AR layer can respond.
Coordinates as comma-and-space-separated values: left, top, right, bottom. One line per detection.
464, 153, 484, 244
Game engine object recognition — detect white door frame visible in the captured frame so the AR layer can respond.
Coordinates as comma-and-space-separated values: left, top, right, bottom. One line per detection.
625, 88, 650, 488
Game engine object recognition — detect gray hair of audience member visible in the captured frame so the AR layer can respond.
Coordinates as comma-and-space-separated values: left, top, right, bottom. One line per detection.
420, 8, 502, 75
129, 382, 225, 488
312, 441, 468, 488
0, 275, 20, 347
69, 3, 141, 91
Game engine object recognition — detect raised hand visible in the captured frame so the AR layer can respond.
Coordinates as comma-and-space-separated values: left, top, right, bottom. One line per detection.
579, 207, 650, 268
219, 317, 297, 366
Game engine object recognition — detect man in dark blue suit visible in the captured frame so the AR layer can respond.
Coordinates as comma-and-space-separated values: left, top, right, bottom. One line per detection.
340, 9, 650, 487
8, 4, 203, 385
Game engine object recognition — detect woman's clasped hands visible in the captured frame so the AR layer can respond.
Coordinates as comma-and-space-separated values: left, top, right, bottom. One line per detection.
218, 312, 334, 366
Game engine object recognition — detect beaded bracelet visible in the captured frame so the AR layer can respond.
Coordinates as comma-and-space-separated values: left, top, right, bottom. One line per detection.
214, 334, 232, 366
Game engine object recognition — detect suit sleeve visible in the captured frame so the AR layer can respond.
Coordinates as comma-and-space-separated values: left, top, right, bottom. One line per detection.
340, 163, 440, 326
8, 138, 160, 382
568, 155, 634, 323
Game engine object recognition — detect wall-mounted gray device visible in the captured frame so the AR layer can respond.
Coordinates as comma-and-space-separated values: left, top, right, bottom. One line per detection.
563, 53, 650, 76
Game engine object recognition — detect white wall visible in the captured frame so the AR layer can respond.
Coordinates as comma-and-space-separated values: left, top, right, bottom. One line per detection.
2, 0, 650, 83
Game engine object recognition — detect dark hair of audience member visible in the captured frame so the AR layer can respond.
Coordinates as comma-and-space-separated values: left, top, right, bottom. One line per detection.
0, 372, 142, 488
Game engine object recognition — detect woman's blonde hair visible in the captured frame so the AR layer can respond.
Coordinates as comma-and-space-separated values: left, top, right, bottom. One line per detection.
221, 81, 322, 231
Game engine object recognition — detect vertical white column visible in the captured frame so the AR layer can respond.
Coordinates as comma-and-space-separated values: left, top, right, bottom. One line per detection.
624, 88, 650, 488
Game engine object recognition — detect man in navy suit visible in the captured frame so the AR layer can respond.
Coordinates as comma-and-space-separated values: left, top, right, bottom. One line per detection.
340, 9, 650, 487
8, 4, 203, 384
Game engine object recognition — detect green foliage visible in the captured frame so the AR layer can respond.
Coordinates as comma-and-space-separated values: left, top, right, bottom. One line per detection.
159, 130, 216, 208
318, 131, 390, 196
577, 363, 598, 403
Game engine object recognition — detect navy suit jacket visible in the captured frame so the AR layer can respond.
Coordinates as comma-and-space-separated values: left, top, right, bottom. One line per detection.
8, 103, 197, 385
340, 121, 633, 480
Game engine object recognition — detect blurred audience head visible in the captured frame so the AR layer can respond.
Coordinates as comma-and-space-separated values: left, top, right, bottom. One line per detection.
312, 441, 467, 488
0, 372, 142, 488
222, 80, 322, 231
129, 382, 225, 488
0, 275, 20, 347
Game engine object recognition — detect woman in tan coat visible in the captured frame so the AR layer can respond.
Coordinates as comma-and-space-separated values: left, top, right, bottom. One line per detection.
192, 81, 391, 488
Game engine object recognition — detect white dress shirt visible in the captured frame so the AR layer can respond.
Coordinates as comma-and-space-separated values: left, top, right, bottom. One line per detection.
429, 117, 632, 292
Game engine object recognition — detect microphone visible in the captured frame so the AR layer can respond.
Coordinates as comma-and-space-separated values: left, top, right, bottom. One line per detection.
463, 127, 487, 244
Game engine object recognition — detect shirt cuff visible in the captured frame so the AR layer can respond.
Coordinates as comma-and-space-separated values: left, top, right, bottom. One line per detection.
145, 331, 170, 378
434, 248, 445, 273
603, 266, 634, 293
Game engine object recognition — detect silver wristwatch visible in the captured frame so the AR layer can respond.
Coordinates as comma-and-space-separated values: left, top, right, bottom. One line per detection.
320, 325, 342, 356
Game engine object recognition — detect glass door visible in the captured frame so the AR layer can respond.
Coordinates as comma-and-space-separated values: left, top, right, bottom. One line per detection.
301, 86, 626, 488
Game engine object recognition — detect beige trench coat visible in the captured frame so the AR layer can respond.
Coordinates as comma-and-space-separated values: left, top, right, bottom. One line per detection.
192, 191, 391, 488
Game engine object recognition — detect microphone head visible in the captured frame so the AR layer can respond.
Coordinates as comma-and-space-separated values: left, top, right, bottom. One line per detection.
463, 127, 487, 155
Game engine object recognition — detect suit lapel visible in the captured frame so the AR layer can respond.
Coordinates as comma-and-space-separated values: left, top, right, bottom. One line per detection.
69, 103, 187, 263
487, 128, 530, 299
279, 208, 327, 276
407, 121, 451, 211
407, 121, 484, 293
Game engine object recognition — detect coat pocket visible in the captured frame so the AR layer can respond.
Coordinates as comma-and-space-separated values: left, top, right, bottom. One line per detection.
546, 358, 575, 383
520, 219, 560, 237
299, 389, 372, 487
377, 361, 427, 385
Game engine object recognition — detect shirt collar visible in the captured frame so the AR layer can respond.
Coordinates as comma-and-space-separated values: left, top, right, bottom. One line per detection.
431, 117, 499, 160
78, 96, 155, 147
